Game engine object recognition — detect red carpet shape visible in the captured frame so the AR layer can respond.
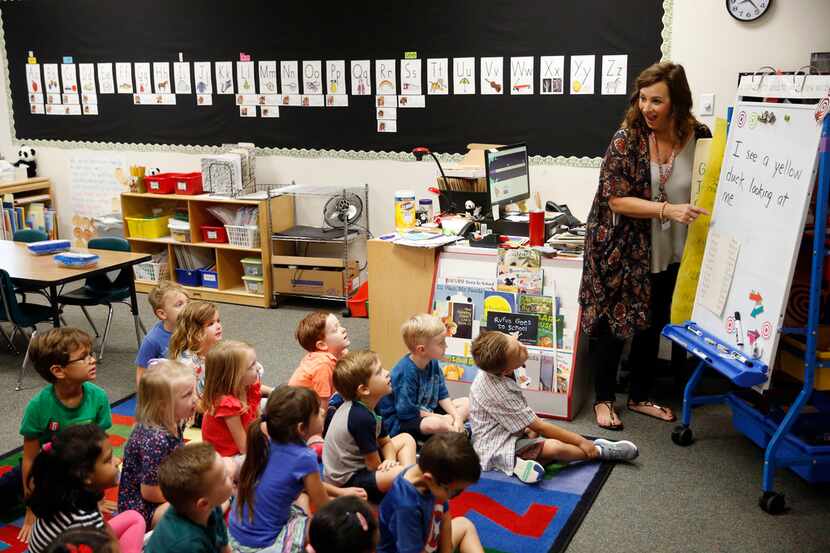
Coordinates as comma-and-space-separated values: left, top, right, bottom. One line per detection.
450, 491, 558, 539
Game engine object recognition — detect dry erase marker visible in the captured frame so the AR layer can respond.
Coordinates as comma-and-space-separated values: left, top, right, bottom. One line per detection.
686, 325, 703, 337
734, 312, 745, 348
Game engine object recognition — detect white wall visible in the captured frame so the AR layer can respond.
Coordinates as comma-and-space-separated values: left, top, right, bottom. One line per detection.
1, 0, 829, 240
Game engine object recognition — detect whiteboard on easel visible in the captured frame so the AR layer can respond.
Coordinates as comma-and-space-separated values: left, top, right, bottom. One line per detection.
691, 102, 823, 388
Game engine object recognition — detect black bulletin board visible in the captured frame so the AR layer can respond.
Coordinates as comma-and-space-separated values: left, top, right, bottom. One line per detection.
2, 0, 665, 157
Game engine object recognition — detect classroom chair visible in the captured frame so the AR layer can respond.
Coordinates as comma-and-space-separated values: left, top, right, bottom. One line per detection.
57, 237, 147, 359
12, 228, 52, 303
0, 268, 56, 390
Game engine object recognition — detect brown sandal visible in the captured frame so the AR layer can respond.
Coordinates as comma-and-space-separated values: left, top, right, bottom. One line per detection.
593, 401, 623, 431
627, 400, 677, 422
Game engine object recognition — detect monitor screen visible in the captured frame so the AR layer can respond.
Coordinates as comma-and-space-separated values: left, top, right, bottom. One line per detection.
485, 143, 530, 207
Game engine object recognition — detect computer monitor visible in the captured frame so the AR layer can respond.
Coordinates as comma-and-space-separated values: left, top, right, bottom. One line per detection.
485, 143, 531, 208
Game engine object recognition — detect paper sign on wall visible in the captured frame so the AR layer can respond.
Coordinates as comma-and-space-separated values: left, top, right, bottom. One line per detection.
115, 63, 133, 94
601, 55, 627, 95
237, 61, 255, 93
215, 61, 234, 94
194, 62, 213, 94
26, 64, 43, 97
375, 59, 396, 95
326, 60, 346, 95
510, 56, 534, 95
426, 58, 448, 95
400, 59, 422, 95
79, 64, 95, 94
258, 61, 278, 94
453, 57, 475, 95
302, 60, 323, 94
60, 63, 78, 93
539, 56, 564, 95
134, 63, 151, 94
96, 63, 114, 94
43, 63, 60, 94
351, 60, 371, 95
570, 55, 595, 95
480, 57, 503, 95
153, 62, 171, 94
174, 62, 192, 94
280, 61, 299, 94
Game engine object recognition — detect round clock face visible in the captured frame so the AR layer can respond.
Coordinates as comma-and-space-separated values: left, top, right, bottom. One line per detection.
727, 0, 772, 21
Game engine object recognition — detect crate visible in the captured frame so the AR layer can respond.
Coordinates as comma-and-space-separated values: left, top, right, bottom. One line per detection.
225, 225, 260, 248
242, 275, 264, 295
146, 174, 176, 194
125, 215, 171, 239
199, 268, 219, 288
133, 261, 169, 283
175, 268, 202, 287
240, 257, 263, 277
170, 173, 203, 195
200, 225, 228, 244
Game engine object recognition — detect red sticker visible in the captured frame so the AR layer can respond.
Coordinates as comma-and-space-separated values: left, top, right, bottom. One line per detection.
760, 321, 773, 340
725, 316, 736, 334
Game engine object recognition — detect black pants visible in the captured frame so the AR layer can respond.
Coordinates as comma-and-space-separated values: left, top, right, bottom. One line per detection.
587, 263, 680, 403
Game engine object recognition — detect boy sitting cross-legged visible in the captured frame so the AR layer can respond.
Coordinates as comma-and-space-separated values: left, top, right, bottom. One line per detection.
135, 280, 189, 386
323, 350, 416, 503
469, 331, 639, 484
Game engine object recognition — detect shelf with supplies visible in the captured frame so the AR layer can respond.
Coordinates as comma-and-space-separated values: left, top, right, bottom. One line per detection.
0, 177, 59, 240
122, 190, 294, 308
269, 184, 368, 307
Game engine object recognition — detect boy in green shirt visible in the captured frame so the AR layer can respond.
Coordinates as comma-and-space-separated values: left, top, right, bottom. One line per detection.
147, 442, 234, 553
15, 327, 112, 543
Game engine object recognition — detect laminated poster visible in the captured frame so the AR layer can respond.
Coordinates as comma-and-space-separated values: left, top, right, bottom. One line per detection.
510, 56, 533, 95
97, 63, 115, 94
601, 55, 627, 95
375, 59, 397, 95
115, 62, 133, 94
453, 57, 475, 95
570, 55, 595, 95
426, 58, 449, 95
326, 60, 346, 95
153, 62, 171, 94
60, 63, 78, 93
280, 61, 299, 95
215, 61, 234, 94
134, 63, 151, 94
302, 60, 322, 95
480, 57, 503, 95
174, 62, 192, 94
539, 55, 564, 95
43, 63, 60, 94
400, 58, 422, 95
79, 63, 95, 94
194, 62, 213, 94
258, 61, 278, 94
237, 61, 255, 94
351, 60, 371, 95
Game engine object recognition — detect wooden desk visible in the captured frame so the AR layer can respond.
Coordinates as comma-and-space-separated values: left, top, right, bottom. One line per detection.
2, 240, 151, 329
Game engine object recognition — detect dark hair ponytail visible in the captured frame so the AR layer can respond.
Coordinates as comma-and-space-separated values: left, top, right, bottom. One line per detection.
236, 385, 319, 522
308, 496, 378, 553
44, 526, 118, 553
27, 424, 107, 521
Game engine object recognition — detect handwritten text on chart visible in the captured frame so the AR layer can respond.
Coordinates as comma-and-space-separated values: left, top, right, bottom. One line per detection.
720, 139, 806, 209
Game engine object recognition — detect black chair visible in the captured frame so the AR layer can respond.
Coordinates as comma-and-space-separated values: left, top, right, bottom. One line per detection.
57, 237, 146, 359
12, 228, 51, 303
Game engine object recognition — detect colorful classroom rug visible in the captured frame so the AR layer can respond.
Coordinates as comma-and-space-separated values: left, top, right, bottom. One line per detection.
0, 396, 614, 553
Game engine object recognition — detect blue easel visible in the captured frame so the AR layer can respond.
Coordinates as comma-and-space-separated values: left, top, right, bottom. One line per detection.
663, 102, 830, 515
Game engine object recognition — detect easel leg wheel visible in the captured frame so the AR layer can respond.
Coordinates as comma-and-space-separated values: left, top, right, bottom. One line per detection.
671, 425, 693, 446
759, 491, 786, 514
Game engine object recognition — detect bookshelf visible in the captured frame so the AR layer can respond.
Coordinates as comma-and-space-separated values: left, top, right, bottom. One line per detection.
0, 177, 58, 239
121, 192, 294, 308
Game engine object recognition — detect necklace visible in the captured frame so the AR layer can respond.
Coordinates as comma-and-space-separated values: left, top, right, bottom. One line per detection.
650, 133, 677, 202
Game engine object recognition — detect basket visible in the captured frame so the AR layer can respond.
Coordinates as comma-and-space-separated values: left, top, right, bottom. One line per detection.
133, 261, 169, 283
146, 174, 176, 194
170, 173, 203, 195
175, 268, 202, 287
199, 268, 219, 289
225, 225, 260, 248
242, 275, 264, 295
200, 225, 228, 244
125, 215, 171, 239
240, 257, 263, 277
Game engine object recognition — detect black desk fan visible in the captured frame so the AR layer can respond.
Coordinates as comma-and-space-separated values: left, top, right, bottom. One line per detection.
322, 192, 364, 232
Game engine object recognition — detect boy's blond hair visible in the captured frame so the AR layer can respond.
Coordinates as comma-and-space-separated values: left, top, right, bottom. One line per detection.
147, 280, 187, 312
158, 442, 218, 512
27, 327, 93, 383
168, 301, 218, 359
470, 331, 516, 375
202, 340, 255, 415
136, 359, 194, 434
401, 313, 446, 351
333, 350, 380, 401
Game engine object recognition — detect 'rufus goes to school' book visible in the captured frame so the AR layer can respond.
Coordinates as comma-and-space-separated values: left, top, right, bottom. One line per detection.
518, 293, 555, 348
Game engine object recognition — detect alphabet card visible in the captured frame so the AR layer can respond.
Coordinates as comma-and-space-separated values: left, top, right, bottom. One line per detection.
258, 61, 278, 94
97, 63, 114, 94
43, 63, 60, 94
134, 63, 151, 94
174, 62, 192, 94
400, 59, 422, 95
115, 63, 133, 94
601, 55, 627, 95
215, 61, 234, 94
153, 62, 171, 94
26, 64, 44, 99
510, 56, 534, 95
237, 61, 255, 93
570, 55, 595, 95
194, 62, 213, 94
280, 61, 299, 94
302, 60, 322, 95
79, 63, 95, 94
351, 60, 371, 95
453, 57, 475, 95
426, 58, 448, 95
61, 63, 78, 93
326, 60, 346, 95
539, 55, 564, 95
375, 59, 396, 95
480, 57, 503, 95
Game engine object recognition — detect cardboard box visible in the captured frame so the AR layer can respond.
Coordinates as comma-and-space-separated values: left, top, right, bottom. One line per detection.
274, 261, 360, 297
437, 143, 503, 195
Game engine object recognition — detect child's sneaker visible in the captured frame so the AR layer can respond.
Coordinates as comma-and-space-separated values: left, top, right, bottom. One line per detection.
594, 438, 639, 461
463, 421, 472, 440
513, 458, 545, 484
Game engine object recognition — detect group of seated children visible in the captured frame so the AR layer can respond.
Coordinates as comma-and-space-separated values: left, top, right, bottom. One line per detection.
14, 279, 639, 553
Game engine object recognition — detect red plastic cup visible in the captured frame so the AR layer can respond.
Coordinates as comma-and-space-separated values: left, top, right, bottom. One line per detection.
529, 210, 545, 246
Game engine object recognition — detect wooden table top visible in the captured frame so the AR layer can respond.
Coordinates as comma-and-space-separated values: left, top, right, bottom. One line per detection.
2, 240, 151, 286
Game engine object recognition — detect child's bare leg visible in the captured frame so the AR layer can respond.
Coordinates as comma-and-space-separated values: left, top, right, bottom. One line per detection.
451, 516, 484, 553
452, 397, 470, 422
536, 438, 591, 463
390, 433, 417, 465
374, 463, 406, 492
420, 413, 455, 434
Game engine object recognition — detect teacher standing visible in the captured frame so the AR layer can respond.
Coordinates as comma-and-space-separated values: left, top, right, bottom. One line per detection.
579, 62, 712, 430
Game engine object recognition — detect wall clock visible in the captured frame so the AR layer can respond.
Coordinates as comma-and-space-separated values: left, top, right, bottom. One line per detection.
726, 0, 772, 22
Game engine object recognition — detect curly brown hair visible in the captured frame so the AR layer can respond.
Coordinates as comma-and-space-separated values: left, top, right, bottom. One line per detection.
621, 61, 697, 145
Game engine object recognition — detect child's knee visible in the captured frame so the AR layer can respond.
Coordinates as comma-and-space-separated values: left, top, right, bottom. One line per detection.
393, 432, 416, 450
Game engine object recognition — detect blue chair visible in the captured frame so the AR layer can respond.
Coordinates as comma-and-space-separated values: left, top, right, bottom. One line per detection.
0, 269, 56, 390
57, 237, 146, 359
12, 228, 51, 302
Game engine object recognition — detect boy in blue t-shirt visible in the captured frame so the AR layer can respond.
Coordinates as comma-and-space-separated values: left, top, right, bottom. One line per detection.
377, 433, 483, 553
135, 281, 188, 386
386, 314, 469, 441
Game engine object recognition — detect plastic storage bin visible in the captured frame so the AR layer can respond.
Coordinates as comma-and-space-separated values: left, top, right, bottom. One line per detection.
168, 220, 192, 242
125, 215, 171, 239
242, 275, 264, 295
200, 225, 228, 244
170, 173, 203, 195
199, 268, 219, 288
175, 268, 202, 287
225, 225, 260, 248
133, 261, 169, 282
146, 174, 176, 194
240, 257, 263, 277
346, 281, 369, 318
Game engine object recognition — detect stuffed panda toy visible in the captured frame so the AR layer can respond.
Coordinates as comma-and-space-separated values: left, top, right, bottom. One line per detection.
13, 145, 37, 178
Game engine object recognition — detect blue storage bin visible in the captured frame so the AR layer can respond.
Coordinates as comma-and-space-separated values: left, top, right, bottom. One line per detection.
175, 268, 202, 287
199, 268, 219, 289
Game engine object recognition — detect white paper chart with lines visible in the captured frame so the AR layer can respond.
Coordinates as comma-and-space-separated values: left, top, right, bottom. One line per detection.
691, 102, 823, 388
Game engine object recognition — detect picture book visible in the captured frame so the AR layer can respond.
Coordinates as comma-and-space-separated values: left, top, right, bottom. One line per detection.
448, 301, 474, 340
518, 294, 555, 348
483, 290, 516, 324
486, 311, 539, 345
497, 247, 542, 293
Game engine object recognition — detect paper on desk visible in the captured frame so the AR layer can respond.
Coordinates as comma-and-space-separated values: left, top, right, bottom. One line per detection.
393, 234, 464, 249
698, 230, 740, 317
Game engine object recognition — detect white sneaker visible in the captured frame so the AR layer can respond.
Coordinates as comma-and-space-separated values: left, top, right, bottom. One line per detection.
513, 458, 545, 483
594, 438, 639, 461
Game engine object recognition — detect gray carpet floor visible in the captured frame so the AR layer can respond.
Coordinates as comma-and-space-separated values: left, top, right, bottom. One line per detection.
1, 296, 828, 552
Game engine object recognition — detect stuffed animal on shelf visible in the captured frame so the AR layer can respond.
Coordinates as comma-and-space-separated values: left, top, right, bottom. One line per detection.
13, 144, 37, 178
